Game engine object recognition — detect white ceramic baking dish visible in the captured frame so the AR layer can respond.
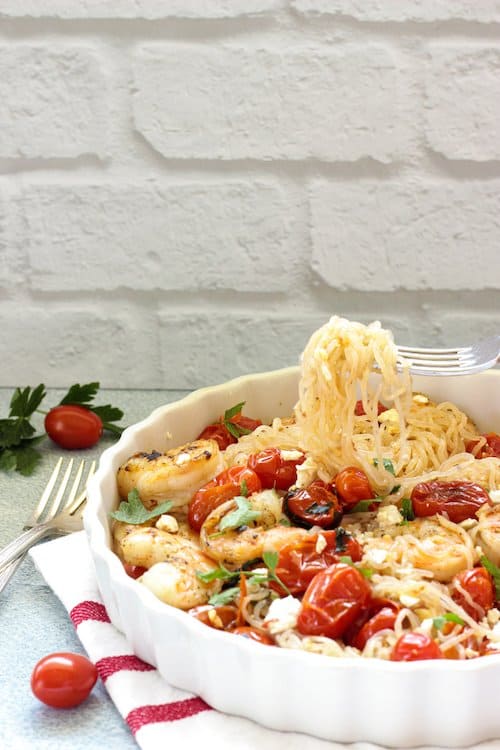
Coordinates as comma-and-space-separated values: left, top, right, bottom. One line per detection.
85, 367, 500, 747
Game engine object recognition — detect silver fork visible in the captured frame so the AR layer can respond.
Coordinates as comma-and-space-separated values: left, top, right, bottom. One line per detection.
0, 457, 95, 588
397, 334, 500, 377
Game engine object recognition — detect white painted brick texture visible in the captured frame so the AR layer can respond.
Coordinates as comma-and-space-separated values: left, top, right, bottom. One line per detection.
0, 3, 499, 388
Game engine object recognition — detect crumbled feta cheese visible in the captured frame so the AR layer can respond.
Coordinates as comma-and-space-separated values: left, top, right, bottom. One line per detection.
418, 618, 434, 635
377, 505, 403, 527
412, 394, 429, 405
264, 595, 301, 635
280, 449, 304, 462
378, 408, 399, 424
399, 593, 421, 608
365, 547, 388, 565
489, 490, 500, 505
175, 452, 191, 466
155, 514, 179, 533
487, 608, 500, 626
207, 609, 224, 629
315, 534, 327, 554
295, 456, 318, 488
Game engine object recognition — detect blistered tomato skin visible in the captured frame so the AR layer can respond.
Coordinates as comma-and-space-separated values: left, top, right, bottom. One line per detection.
31, 652, 98, 708
334, 467, 374, 510
411, 480, 491, 523
44, 405, 103, 450
452, 567, 495, 620
231, 626, 274, 645
284, 480, 343, 529
188, 466, 262, 532
391, 633, 443, 661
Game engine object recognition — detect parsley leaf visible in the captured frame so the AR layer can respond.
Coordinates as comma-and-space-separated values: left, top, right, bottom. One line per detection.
262, 550, 291, 595
0, 385, 46, 474
373, 458, 396, 475
208, 587, 240, 606
223, 401, 252, 439
9, 384, 46, 419
350, 497, 383, 513
59, 382, 99, 406
433, 613, 465, 631
196, 564, 237, 584
339, 555, 374, 579
59, 382, 125, 436
109, 489, 173, 524
218, 497, 262, 533
480, 556, 500, 599
240, 479, 249, 497
400, 498, 415, 523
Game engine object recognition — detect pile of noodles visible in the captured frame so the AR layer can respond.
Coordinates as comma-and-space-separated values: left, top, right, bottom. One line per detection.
221, 316, 500, 659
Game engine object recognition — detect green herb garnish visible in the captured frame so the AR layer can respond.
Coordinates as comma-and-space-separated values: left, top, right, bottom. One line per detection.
400, 498, 415, 523
261, 550, 291, 595
223, 402, 252, 439
339, 555, 374, 579
373, 458, 396, 476
0, 385, 46, 476
350, 497, 383, 513
59, 381, 125, 436
480, 556, 500, 599
196, 564, 238, 584
208, 587, 240, 606
240, 479, 249, 497
109, 489, 173, 524
218, 497, 262, 533
433, 613, 465, 631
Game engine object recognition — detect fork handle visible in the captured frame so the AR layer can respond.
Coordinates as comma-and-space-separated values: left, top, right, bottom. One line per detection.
0, 524, 53, 575
0, 555, 25, 595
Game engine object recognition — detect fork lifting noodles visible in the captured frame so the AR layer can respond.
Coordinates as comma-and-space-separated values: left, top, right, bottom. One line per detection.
397, 334, 500, 377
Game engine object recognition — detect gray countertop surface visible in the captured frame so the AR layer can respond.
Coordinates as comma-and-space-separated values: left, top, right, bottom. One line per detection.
0, 388, 189, 750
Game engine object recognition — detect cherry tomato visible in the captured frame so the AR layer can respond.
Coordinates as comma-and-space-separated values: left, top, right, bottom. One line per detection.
391, 632, 443, 662
123, 563, 146, 579
347, 599, 399, 650
31, 652, 98, 709
188, 605, 238, 631
44, 405, 103, 450
297, 563, 371, 640
355, 400, 388, 417
248, 447, 305, 491
334, 467, 375, 510
231, 626, 274, 645
466, 433, 500, 460
284, 480, 343, 529
273, 529, 362, 595
188, 466, 261, 532
410, 480, 490, 523
197, 414, 262, 451
452, 567, 495, 620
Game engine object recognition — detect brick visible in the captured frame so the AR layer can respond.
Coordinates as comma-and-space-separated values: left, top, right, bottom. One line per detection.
424, 47, 500, 161
133, 45, 409, 162
0, 0, 282, 18
310, 180, 500, 291
292, 0, 500, 22
0, 304, 160, 387
158, 313, 329, 389
0, 189, 23, 287
20, 182, 292, 292
425, 307, 500, 346
0, 46, 108, 159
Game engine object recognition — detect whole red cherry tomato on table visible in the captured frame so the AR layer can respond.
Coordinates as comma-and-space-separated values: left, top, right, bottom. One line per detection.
31, 652, 98, 708
284, 480, 343, 529
297, 563, 371, 640
452, 567, 495, 620
410, 480, 490, 523
334, 467, 375, 510
273, 529, 362, 595
44, 405, 103, 450
391, 632, 443, 661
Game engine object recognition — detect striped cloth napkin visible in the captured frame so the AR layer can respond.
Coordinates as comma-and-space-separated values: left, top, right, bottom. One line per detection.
30, 532, 498, 750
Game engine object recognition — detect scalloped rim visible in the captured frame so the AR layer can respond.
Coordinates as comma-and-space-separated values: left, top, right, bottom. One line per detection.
85, 367, 500, 747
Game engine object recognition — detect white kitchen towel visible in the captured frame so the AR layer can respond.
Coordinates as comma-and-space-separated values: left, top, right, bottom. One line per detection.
30, 532, 499, 750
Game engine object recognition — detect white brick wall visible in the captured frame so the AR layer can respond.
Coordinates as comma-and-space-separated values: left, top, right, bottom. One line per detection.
0, 2, 499, 390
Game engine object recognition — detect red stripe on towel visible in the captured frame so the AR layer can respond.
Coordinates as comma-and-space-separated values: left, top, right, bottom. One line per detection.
70, 600, 111, 627
126, 698, 212, 734
96, 654, 155, 682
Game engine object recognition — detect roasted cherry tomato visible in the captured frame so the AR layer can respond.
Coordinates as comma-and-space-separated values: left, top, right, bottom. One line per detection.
466, 433, 500, 460
334, 467, 375, 510
123, 563, 147, 579
354, 400, 388, 417
248, 447, 305, 491
273, 529, 362, 595
188, 605, 238, 631
284, 480, 343, 529
346, 599, 399, 650
31, 652, 98, 708
197, 414, 262, 451
410, 480, 490, 523
44, 405, 103, 450
391, 632, 443, 661
297, 563, 371, 640
231, 626, 274, 645
452, 567, 495, 620
188, 466, 261, 532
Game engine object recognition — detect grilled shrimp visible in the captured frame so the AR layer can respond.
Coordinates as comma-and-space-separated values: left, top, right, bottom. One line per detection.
116, 439, 223, 510
199, 490, 309, 568
471, 504, 500, 566
113, 519, 221, 609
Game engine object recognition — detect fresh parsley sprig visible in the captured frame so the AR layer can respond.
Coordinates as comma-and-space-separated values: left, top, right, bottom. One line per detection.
432, 613, 465, 631
200, 550, 291, 602
109, 488, 173, 524
339, 555, 374, 579
373, 458, 396, 476
350, 497, 383, 513
400, 498, 415, 523
59, 381, 125, 436
480, 555, 500, 599
223, 402, 252, 440
213, 497, 262, 536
